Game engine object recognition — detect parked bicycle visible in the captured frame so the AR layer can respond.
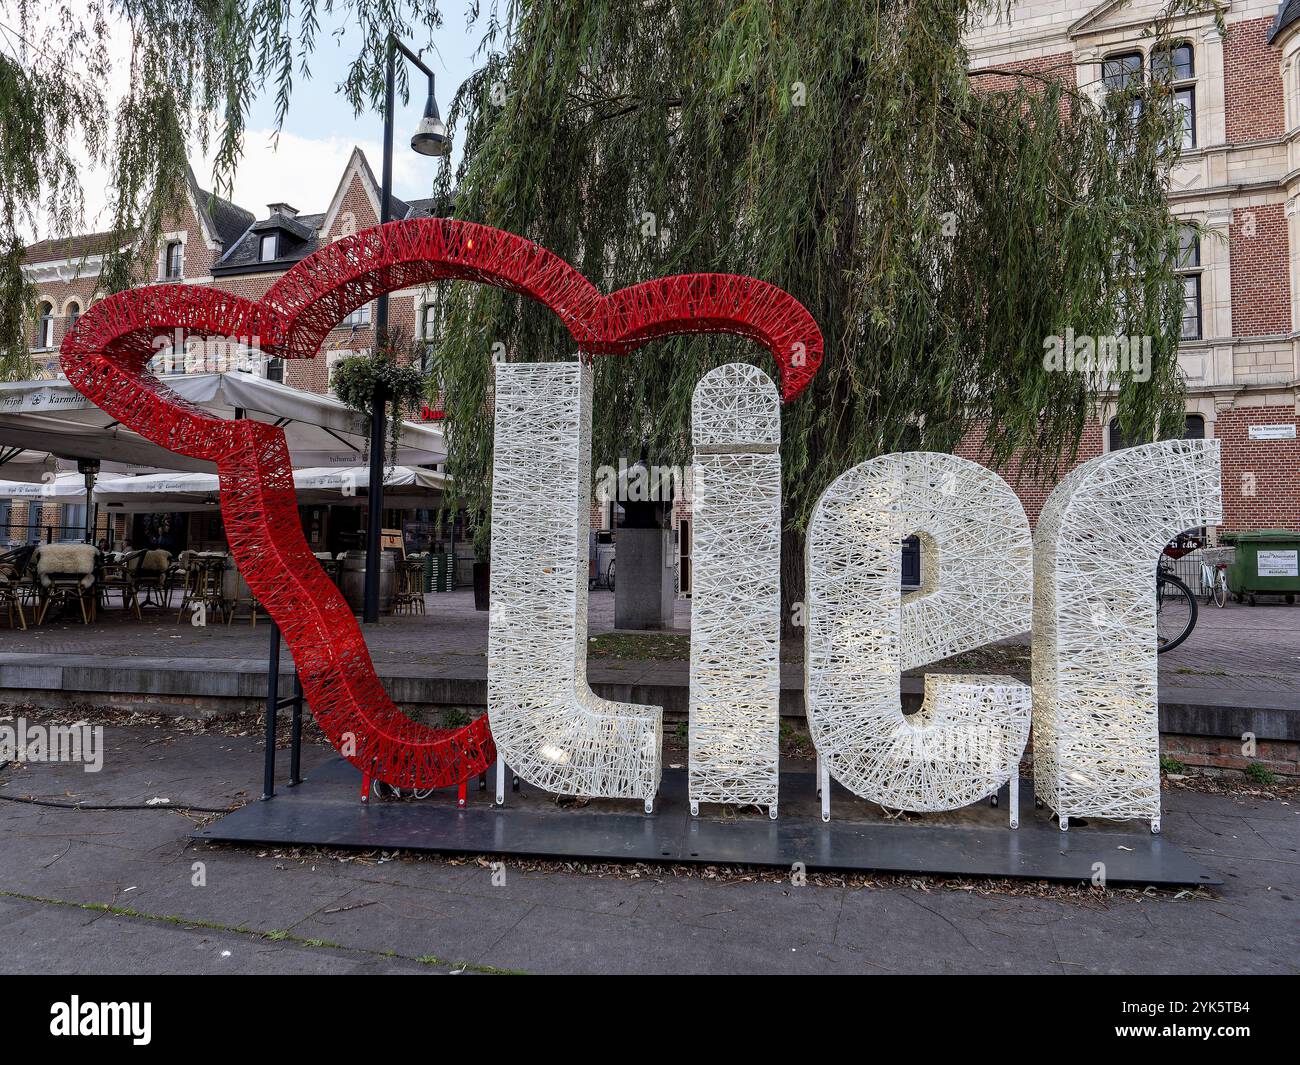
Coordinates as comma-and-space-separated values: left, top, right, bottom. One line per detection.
1156, 533, 1201, 653
1198, 554, 1230, 609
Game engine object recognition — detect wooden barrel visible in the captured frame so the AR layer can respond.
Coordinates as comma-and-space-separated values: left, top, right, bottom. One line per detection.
339, 551, 395, 614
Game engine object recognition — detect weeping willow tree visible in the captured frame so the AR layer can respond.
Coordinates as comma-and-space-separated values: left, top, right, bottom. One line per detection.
0, 0, 446, 374
429, 0, 1217, 615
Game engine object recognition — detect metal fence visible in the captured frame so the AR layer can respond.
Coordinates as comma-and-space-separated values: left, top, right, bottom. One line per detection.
0, 522, 108, 547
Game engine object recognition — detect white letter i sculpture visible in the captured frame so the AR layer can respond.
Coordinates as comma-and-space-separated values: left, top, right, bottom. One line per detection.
688, 364, 783, 818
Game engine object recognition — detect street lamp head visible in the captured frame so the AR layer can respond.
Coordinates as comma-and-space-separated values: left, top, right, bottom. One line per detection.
411, 93, 450, 157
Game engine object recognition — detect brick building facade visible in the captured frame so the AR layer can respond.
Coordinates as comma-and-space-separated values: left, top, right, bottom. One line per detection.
17, 150, 445, 544
965, 0, 1300, 537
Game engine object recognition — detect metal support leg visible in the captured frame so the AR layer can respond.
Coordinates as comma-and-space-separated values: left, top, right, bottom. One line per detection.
288, 672, 303, 787
815, 754, 823, 797
495, 751, 506, 806
819, 759, 830, 823
261, 622, 281, 801
1008, 774, 1019, 830
1150, 814, 1161, 835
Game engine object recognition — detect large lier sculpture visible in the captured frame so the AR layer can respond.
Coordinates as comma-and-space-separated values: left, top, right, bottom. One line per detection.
61, 218, 823, 795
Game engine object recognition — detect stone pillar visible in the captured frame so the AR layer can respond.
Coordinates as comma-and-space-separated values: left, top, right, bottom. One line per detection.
614, 526, 675, 629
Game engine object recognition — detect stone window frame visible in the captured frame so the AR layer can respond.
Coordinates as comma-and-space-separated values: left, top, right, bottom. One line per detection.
1100, 39, 1200, 153
159, 232, 187, 281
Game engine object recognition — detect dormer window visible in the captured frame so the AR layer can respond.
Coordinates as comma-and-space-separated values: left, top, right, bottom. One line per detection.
164, 240, 183, 279
259, 233, 278, 262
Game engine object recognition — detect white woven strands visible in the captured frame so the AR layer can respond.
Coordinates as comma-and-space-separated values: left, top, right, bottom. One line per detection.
688, 364, 782, 817
805, 453, 1033, 816
1032, 439, 1221, 832
487, 361, 663, 808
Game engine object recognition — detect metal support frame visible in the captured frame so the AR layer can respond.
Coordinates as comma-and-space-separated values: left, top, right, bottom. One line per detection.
261, 621, 305, 801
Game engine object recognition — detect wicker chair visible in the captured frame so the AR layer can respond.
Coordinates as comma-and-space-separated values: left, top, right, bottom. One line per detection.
391, 559, 427, 615
97, 549, 145, 620
34, 544, 99, 625
176, 554, 227, 625
224, 561, 262, 626
0, 545, 33, 630
129, 549, 173, 608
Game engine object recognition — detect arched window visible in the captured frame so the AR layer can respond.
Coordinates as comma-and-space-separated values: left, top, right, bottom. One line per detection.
66, 301, 81, 332
164, 241, 184, 279
36, 302, 54, 349
1102, 51, 1143, 92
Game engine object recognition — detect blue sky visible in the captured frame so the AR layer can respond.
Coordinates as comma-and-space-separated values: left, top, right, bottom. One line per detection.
237, 0, 486, 201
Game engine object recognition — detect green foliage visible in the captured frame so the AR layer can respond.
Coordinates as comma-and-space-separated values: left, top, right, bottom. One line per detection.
1244, 762, 1276, 786
0, 0, 447, 378
1160, 754, 1186, 775
329, 329, 426, 466
429, 0, 1217, 606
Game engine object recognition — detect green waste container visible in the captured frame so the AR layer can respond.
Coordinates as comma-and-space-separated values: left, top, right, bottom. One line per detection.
434, 550, 450, 592
1225, 530, 1300, 605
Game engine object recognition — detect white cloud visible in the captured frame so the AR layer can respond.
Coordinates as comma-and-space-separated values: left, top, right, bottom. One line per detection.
193, 128, 434, 218
56, 126, 436, 241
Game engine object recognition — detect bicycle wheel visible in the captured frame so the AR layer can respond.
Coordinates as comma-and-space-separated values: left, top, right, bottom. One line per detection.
1213, 569, 1229, 608
1156, 572, 1197, 653
606, 558, 615, 592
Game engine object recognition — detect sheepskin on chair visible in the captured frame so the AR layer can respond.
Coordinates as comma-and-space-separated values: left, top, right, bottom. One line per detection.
34, 544, 98, 590
127, 549, 172, 575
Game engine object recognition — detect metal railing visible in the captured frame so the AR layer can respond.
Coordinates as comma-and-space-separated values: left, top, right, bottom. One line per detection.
0, 523, 110, 547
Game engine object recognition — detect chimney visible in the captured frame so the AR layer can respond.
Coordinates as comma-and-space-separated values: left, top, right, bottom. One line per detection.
266, 202, 299, 218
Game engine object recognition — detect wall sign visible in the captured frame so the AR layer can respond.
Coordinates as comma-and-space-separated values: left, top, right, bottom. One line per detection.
1257, 550, 1299, 578
1247, 424, 1297, 441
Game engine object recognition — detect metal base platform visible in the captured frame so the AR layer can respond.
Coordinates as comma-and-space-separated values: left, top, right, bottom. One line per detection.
196, 758, 1222, 886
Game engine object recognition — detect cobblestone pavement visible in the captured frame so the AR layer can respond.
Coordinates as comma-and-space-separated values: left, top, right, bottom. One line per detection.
0, 722, 1296, 974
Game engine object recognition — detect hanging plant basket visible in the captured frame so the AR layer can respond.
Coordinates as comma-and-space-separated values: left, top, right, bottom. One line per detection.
330, 327, 426, 466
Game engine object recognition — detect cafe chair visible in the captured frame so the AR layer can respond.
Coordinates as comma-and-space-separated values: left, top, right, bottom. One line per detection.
34, 543, 98, 625
176, 553, 227, 625
97, 548, 144, 621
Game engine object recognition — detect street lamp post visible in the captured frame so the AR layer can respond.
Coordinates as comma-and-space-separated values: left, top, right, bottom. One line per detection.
363, 33, 449, 623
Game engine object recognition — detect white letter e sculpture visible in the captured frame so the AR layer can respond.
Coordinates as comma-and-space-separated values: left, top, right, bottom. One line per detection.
805, 453, 1034, 825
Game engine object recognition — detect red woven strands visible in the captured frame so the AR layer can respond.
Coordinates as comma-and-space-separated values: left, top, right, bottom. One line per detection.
60, 218, 823, 792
